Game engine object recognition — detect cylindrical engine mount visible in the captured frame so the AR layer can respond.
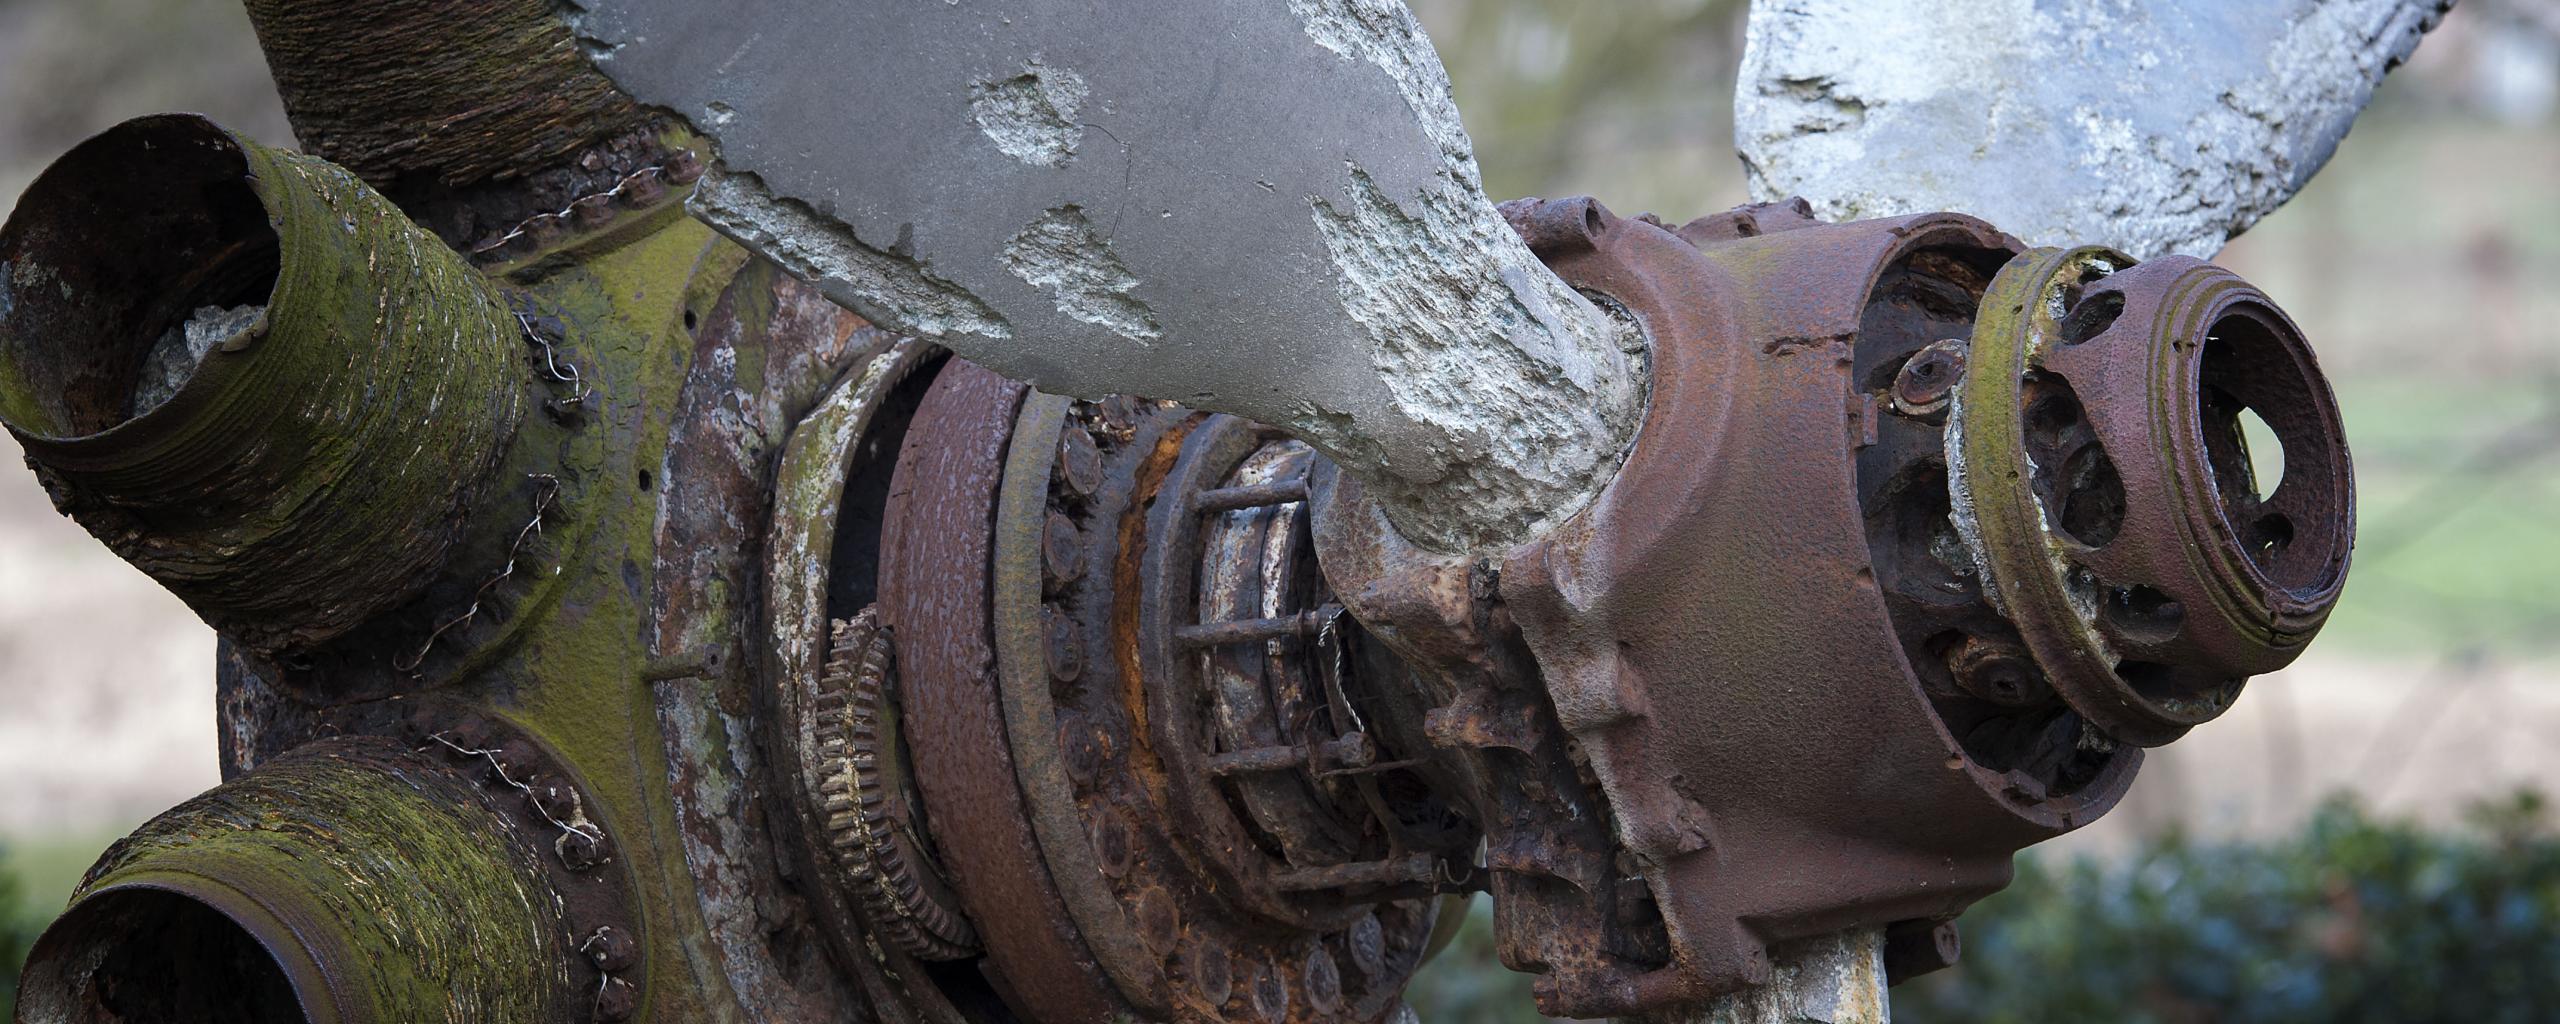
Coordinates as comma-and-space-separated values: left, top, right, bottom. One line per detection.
0, 114, 531, 653
14, 738, 585, 1024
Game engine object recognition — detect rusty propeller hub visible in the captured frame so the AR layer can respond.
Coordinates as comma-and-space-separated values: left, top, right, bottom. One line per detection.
775, 198, 2352, 1022
1950, 246, 2353, 745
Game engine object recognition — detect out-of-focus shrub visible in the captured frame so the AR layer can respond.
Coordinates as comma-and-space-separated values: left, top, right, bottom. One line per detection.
1405, 900, 1554, 1023
0, 850, 30, 1019
1897, 792, 2560, 1024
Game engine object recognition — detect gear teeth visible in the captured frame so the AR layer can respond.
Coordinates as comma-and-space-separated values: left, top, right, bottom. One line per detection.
803, 606, 981, 960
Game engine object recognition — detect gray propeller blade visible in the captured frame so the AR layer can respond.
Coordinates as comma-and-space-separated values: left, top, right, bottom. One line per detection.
562, 0, 1643, 551
1738, 0, 2451, 259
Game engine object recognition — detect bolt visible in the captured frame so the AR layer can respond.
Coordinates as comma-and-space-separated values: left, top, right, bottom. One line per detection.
1892, 338, 1969, 420
1059, 715, 1102, 787
595, 975, 639, 1021
665, 149, 704, 185
571, 194, 615, 229
525, 212, 566, 248
1092, 811, 1135, 879
1136, 887, 1181, 957
1249, 961, 1290, 1023
1056, 426, 1104, 499
1944, 635, 2052, 707
491, 739, 541, 782
1303, 944, 1345, 1016
1042, 512, 1085, 592
1207, 732, 1373, 777
1320, 731, 1376, 771
1044, 605, 1083, 684
1188, 938, 1234, 1008
1205, 744, 1305, 776
527, 776, 581, 820
561, 829, 613, 872
622, 169, 667, 207
1095, 395, 1144, 436
1347, 913, 1388, 978
1272, 853, 1436, 892
584, 926, 638, 972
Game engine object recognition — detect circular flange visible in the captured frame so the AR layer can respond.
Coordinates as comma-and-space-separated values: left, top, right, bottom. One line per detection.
987, 397, 1458, 1023
1952, 246, 2353, 746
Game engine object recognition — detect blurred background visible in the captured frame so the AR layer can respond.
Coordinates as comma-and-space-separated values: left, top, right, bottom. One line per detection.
0, 0, 2554, 1019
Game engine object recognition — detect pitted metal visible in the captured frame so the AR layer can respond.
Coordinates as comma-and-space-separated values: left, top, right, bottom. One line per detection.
884, 385, 1460, 1023
4, 108, 2357, 1024
1951, 247, 2353, 745
811, 610, 979, 960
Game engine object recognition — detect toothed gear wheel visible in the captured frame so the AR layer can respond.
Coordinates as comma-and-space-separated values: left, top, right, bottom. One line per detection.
812, 607, 980, 960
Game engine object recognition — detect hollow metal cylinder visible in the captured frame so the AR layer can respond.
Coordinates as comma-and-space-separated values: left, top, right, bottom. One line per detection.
14, 738, 581, 1024
0, 114, 529, 652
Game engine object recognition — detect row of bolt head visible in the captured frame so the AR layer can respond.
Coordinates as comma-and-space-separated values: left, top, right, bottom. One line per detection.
470, 148, 704, 260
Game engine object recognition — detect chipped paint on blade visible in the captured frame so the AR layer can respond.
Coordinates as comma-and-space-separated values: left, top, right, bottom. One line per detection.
1001, 206, 1160, 343
567, 0, 1642, 550
1736, 0, 2449, 258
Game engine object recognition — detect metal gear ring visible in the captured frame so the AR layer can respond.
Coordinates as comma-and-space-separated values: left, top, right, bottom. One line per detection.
812, 607, 980, 961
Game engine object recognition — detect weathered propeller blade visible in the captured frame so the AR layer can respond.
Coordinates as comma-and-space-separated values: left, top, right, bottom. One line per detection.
1737, 0, 2451, 258
562, 0, 1643, 551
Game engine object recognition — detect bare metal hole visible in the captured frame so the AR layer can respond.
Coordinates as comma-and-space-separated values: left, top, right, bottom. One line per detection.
2025, 395, 2080, 441
2249, 513, 2295, 558
20, 888, 308, 1023
2058, 291, 2125, 345
2239, 406, 2285, 497
2106, 585, 2185, 645
0, 117, 280, 438
2198, 308, 2337, 589
2056, 444, 2126, 548
2115, 660, 2178, 700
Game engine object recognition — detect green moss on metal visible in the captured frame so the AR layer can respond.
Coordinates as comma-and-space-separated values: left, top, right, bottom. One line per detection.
484, 214, 764, 1022
72, 738, 577, 1023
1, 117, 530, 653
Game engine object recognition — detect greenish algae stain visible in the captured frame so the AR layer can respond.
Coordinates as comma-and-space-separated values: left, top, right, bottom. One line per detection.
70, 739, 575, 1023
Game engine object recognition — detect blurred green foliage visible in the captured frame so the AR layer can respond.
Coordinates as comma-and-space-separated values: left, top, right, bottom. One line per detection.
1896, 792, 2560, 1024
1, 848, 34, 1019
1412, 0, 1749, 217
1401, 793, 2560, 1023
1404, 900, 1548, 1023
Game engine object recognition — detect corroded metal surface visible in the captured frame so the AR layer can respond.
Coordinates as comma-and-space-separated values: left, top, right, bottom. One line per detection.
647, 254, 897, 1024
19, 738, 586, 1024
0, 116, 529, 656
810, 611, 979, 960
1952, 247, 2353, 745
3, 107, 2356, 1024
881, 360, 1125, 1022
1492, 203, 2141, 1013
242, 0, 679, 252
1394, 196, 2344, 1018
1308, 460, 1652, 1015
